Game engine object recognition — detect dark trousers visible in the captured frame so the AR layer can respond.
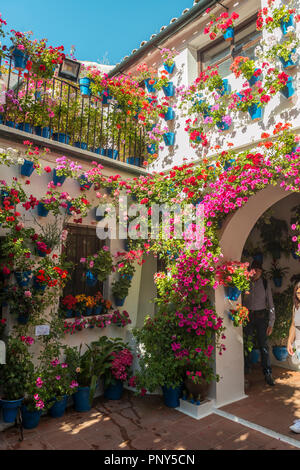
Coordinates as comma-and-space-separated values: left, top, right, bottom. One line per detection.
244, 309, 272, 375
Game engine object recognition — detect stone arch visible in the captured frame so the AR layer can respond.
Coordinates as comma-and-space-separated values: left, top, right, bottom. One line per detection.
212, 184, 293, 408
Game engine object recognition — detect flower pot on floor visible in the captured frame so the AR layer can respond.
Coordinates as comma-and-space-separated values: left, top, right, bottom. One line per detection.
20, 159, 35, 177
73, 141, 88, 150
94, 305, 103, 315
73, 386, 91, 412
107, 148, 118, 159
17, 122, 32, 133
250, 348, 260, 364
35, 126, 52, 139
49, 396, 68, 418
162, 385, 182, 408
184, 378, 209, 402
21, 405, 42, 429
225, 286, 241, 301
272, 346, 288, 362
104, 380, 123, 400
0, 398, 23, 423
126, 157, 141, 166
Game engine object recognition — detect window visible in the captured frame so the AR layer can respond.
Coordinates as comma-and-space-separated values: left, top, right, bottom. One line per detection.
62, 225, 104, 297
198, 15, 262, 78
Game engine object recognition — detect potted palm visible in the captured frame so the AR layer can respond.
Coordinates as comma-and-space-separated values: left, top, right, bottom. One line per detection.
267, 261, 289, 288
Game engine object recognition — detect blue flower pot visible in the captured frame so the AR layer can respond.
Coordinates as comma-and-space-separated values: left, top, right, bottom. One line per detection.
21, 405, 42, 429
217, 79, 230, 96
273, 277, 282, 288
279, 49, 297, 69
162, 82, 175, 97
145, 78, 157, 93
84, 307, 93, 317
224, 159, 235, 170
86, 271, 97, 287
280, 76, 294, 99
79, 77, 92, 97
272, 346, 289, 362
49, 396, 68, 418
280, 14, 294, 35
52, 132, 70, 144
65, 309, 74, 318
94, 305, 103, 315
107, 149, 118, 160
20, 159, 35, 177
37, 202, 49, 217
104, 380, 123, 400
73, 387, 91, 412
147, 143, 157, 154
17, 122, 32, 133
6, 120, 16, 128
223, 27, 234, 41
113, 296, 125, 307
35, 91, 42, 101
74, 141, 88, 150
36, 248, 47, 258
0, 398, 23, 423
11, 48, 29, 71
253, 253, 263, 263
248, 69, 261, 87
14, 270, 32, 287
216, 121, 230, 131
33, 276, 46, 291
35, 126, 52, 138
53, 169, 66, 186
79, 175, 92, 189
163, 132, 175, 146
101, 89, 112, 104
163, 62, 175, 74
248, 103, 262, 121
225, 286, 241, 301
126, 157, 141, 166
164, 107, 175, 121
250, 349, 260, 364
291, 251, 300, 260
162, 385, 182, 408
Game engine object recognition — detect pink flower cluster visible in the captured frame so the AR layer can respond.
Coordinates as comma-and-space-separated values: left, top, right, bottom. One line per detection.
111, 349, 133, 382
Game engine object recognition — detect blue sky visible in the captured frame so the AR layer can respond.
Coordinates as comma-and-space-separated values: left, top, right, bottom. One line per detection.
1, 0, 192, 65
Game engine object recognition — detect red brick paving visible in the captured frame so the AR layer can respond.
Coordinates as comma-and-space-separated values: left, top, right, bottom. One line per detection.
0, 365, 299, 450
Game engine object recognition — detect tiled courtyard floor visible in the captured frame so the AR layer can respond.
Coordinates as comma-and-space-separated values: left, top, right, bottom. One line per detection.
0, 365, 299, 450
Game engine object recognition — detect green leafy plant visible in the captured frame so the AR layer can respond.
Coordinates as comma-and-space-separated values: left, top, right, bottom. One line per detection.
270, 284, 294, 346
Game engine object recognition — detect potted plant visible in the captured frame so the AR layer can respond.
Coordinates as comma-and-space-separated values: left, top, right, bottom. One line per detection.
0, 336, 34, 423
267, 261, 289, 288
270, 285, 294, 362
203, 10, 239, 41
160, 48, 179, 74
22, 368, 50, 429
45, 359, 78, 418
216, 261, 255, 300
80, 246, 113, 284
111, 276, 131, 306
228, 304, 250, 327
102, 338, 133, 400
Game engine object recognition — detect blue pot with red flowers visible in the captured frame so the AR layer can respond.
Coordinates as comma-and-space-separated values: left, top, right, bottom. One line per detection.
217, 79, 230, 96
37, 202, 49, 217
223, 27, 234, 41
11, 48, 29, 71
163, 62, 175, 74
248, 103, 262, 121
20, 159, 35, 177
162, 385, 182, 408
280, 14, 294, 35
163, 132, 175, 146
145, 78, 157, 93
280, 76, 294, 99
248, 69, 261, 87
164, 107, 175, 121
21, 405, 42, 429
223, 159, 235, 171
79, 77, 92, 97
162, 82, 175, 97
53, 169, 66, 186
78, 175, 92, 190
225, 286, 241, 301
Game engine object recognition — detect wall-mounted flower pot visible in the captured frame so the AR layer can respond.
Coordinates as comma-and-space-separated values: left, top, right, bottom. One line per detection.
248, 69, 261, 87
33, 276, 46, 291
49, 396, 68, 418
14, 270, 32, 287
145, 78, 157, 93
52, 132, 70, 144
279, 49, 297, 69
223, 26, 234, 41
94, 207, 105, 221
147, 143, 157, 154
101, 89, 112, 104
36, 248, 47, 258
280, 14, 294, 35
73, 141, 88, 150
35, 126, 52, 139
104, 380, 123, 400
272, 346, 288, 362
53, 169, 66, 186
21, 405, 42, 429
73, 386, 91, 412
248, 103, 262, 121
37, 202, 49, 217
217, 78, 230, 96
0, 398, 24, 423
163, 62, 175, 74
79, 77, 92, 97
86, 271, 97, 287
162, 82, 175, 97
17, 122, 33, 133
163, 132, 175, 146
11, 48, 29, 71
291, 250, 300, 260
273, 277, 282, 288
162, 385, 181, 408
280, 76, 294, 99
113, 296, 125, 307
126, 157, 141, 166
164, 107, 175, 121
225, 286, 241, 301
20, 159, 35, 177
216, 121, 230, 131
223, 159, 235, 170
78, 175, 92, 190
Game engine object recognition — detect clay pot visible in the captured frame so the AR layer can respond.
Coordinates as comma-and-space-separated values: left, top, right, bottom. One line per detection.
184, 378, 209, 401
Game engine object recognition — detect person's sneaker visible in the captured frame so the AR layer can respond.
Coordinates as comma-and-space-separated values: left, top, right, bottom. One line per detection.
264, 372, 275, 386
290, 421, 300, 433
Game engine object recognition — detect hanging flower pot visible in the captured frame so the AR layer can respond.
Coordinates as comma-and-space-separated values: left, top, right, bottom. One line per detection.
291, 250, 300, 260
86, 271, 97, 287
79, 77, 92, 97
14, 270, 32, 287
163, 62, 175, 74
101, 89, 112, 104
11, 48, 29, 71
53, 169, 66, 186
113, 296, 125, 307
272, 346, 289, 362
20, 159, 35, 177
104, 380, 124, 400
0, 398, 24, 423
216, 79, 230, 96
49, 396, 68, 418
248, 103, 262, 121
223, 159, 235, 171
280, 76, 295, 99
161, 385, 182, 408
35, 126, 52, 139
93, 207, 105, 221
33, 276, 46, 291
273, 277, 283, 288
145, 78, 157, 93
73, 141, 88, 150
164, 107, 175, 121
147, 143, 157, 154
78, 175, 92, 190
225, 286, 241, 301
163, 132, 175, 146
248, 69, 262, 87
279, 49, 297, 69
17, 122, 33, 133
52, 132, 71, 144
162, 82, 175, 97
216, 121, 230, 132
280, 14, 294, 35
223, 26, 234, 41
37, 202, 49, 217
73, 386, 91, 412
21, 405, 42, 429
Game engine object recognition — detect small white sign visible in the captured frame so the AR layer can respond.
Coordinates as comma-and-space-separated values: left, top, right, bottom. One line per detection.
35, 325, 50, 336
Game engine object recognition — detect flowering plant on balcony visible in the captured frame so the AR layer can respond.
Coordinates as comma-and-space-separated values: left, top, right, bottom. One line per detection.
27, 42, 65, 80
216, 261, 255, 292
80, 246, 113, 283
203, 10, 239, 41
159, 48, 179, 66
229, 304, 250, 327
256, 0, 299, 33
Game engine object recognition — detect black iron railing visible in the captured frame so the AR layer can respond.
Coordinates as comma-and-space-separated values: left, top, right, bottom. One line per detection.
0, 54, 146, 166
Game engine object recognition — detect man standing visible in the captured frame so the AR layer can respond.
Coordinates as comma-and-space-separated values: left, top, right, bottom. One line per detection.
243, 260, 276, 386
